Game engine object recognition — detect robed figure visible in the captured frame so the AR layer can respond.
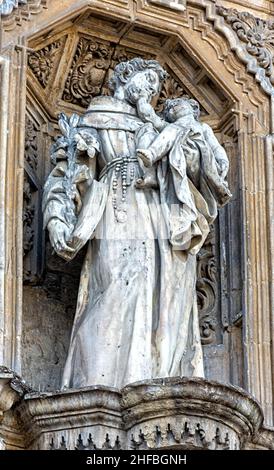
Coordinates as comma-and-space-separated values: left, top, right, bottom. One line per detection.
42, 58, 231, 389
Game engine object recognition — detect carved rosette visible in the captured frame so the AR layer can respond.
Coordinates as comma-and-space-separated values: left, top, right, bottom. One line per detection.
28, 41, 61, 88
217, 7, 274, 82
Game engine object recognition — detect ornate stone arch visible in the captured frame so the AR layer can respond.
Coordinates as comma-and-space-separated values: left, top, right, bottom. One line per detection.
0, 0, 273, 437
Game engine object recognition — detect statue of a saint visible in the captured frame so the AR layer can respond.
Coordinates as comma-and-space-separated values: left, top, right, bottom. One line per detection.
42, 58, 231, 389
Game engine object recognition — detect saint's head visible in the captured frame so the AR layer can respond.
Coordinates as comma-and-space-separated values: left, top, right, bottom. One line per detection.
109, 57, 168, 104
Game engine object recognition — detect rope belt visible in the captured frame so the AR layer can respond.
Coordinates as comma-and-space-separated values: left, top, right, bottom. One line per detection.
99, 156, 138, 180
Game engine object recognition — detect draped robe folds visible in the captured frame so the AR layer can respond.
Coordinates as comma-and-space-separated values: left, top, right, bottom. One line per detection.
43, 96, 223, 389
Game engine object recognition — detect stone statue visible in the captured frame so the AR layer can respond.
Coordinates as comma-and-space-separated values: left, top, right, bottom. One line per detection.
42, 58, 231, 389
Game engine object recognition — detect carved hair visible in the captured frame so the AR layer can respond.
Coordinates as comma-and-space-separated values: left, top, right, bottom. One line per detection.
164, 97, 201, 120
109, 57, 168, 91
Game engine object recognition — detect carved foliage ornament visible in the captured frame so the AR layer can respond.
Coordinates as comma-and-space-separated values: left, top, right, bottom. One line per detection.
155, 76, 186, 113
196, 228, 217, 345
28, 41, 61, 88
23, 178, 35, 257
217, 7, 274, 80
25, 117, 38, 170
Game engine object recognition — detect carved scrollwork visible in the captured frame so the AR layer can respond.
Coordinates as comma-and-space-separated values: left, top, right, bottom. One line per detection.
25, 117, 38, 171
23, 178, 35, 257
196, 227, 218, 345
28, 41, 61, 88
62, 37, 113, 107
217, 7, 274, 79
23, 115, 45, 284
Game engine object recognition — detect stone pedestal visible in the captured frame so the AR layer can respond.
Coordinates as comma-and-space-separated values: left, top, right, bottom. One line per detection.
11, 377, 267, 450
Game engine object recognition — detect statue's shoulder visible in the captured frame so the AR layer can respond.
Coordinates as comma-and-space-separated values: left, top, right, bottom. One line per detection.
86, 95, 136, 116
80, 95, 142, 131
200, 122, 212, 134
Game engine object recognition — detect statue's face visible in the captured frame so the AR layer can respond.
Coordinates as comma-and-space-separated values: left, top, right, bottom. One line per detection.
166, 100, 194, 122
124, 69, 160, 104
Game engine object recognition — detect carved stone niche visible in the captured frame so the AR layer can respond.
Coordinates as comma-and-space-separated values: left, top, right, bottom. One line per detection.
14, 378, 264, 450
23, 11, 241, 392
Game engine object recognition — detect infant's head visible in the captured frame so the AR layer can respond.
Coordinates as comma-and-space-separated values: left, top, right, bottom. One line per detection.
164, 97, 200, 123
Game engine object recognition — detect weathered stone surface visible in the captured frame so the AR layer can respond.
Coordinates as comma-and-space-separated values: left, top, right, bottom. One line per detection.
149, 0, 186, 11
12, 377, 266, 450
22, 286, 75, 391
0, 0, 274, 450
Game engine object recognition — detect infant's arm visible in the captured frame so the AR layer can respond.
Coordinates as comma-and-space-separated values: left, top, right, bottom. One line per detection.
138, 123, 179, 166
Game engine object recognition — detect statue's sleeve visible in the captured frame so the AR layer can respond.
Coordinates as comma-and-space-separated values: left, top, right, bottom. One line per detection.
42, 137, 97, 231
42, 160, 70, 229
202, 123, 229, 172
146, 124, 180, 162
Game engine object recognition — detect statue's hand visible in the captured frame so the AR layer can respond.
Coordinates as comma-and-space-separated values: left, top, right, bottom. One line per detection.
137, 148, 154, 167
137, 97, 165, 131
47, 219, 75, 255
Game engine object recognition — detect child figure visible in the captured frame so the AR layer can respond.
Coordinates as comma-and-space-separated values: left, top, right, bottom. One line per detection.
136, 97, 231, 205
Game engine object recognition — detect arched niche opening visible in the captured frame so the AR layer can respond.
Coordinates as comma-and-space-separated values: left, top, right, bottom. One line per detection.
22, 10, 242, 391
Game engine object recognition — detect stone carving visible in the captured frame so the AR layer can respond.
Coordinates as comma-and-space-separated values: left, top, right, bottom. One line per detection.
14, 377, 264, 450
155, 76, 186, 113
0, 0, 47, 31
148, 0, 186, 11
49, 433, 121, 450
0, 0, 27, 16
130, 422, 230, 450
23, 115, 44, 284
217, 6, 274, 87
62, 37, 112, 107
197, 227, 217, 345
28, 41, 61, 88
49, 435, 67, 450
101, 47, 156, 97
0, 366, 32, 397
24, 117, 38, 171
23, 178, 35, 257
42, 57, 231, 390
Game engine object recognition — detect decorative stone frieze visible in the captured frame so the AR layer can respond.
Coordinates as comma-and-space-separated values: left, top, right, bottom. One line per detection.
14, 377, 265, 450
217, 6, 274, 89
